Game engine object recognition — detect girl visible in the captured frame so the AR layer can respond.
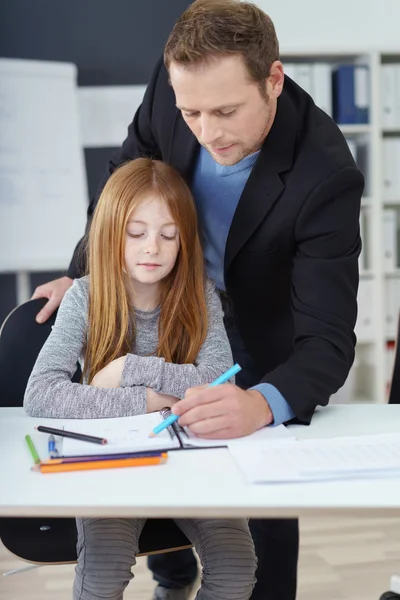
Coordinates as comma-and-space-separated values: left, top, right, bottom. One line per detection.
24, 158, 257, 600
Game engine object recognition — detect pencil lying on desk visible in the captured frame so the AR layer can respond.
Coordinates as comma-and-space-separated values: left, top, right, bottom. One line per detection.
33, 453, 168, 474
25, 434, 41, 465
42, 450, 166, 465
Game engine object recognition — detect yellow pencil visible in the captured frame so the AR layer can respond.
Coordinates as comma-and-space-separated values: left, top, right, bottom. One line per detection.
33, 453, 168, 474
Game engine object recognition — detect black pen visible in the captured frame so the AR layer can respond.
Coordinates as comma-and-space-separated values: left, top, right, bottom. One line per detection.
35, 425, 107, 445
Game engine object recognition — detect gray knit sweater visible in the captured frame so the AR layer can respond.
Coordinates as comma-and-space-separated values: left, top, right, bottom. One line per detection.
23, 277, 233, 419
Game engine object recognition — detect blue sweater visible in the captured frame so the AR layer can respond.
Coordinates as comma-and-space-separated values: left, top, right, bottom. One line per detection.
192, 147, 295, 426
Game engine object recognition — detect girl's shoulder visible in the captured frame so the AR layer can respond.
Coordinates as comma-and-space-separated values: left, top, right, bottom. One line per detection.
63, 275, 89, 308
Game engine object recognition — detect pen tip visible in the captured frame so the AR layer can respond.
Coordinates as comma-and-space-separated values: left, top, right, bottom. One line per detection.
148, 432, 156, 438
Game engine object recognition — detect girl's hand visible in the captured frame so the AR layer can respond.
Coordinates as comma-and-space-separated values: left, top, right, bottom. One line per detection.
146, 388, 179, 412
91, 356, 127, 388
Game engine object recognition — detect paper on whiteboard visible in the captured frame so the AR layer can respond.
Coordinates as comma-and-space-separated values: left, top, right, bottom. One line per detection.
78, 86, 146, 148
0, 59, 88, 271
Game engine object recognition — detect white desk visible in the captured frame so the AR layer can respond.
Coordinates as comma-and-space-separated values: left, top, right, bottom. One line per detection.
1, 404, 400, 519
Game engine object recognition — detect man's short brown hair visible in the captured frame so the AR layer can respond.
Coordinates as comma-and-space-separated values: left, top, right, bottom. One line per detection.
164, 0, 279, 84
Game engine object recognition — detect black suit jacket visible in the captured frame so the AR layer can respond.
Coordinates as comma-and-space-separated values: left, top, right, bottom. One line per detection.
68, 57, 364, 424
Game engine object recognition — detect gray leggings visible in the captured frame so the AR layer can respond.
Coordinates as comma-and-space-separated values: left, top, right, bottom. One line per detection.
73, 517, 257, 600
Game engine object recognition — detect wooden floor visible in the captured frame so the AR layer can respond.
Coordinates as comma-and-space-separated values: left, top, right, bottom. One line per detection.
1, 516, 400, 599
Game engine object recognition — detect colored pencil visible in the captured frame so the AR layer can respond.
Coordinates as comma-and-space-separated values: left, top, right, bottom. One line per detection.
42, 450, 166, 465
25, 434, 41, 465
149, 363, 242, 437
33, 453, 168, 474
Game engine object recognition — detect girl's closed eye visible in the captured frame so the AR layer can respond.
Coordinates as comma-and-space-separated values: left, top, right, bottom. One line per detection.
127, 231, 144, 238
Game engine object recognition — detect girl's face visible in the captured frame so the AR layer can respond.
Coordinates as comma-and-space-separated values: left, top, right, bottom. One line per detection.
125, 195, 180, 295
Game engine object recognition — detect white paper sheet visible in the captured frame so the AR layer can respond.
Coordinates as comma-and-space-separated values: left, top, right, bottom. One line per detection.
61, 413, 180, 456
228, 433, 400, 484
56, 414, 294, 456
183, 423, 294, 448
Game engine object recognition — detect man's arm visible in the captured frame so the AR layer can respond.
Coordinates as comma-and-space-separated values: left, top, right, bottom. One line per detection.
262, 166, 363, 424
173, 167, 363, 437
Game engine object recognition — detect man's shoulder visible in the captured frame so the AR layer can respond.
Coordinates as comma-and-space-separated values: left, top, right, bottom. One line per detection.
290, 84, 358, 178
291, 109, 361, 194
151, 58, 177, 118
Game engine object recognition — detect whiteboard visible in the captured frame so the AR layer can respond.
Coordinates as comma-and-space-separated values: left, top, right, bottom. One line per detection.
78, 85, 146, 148
0, 59, 88, 271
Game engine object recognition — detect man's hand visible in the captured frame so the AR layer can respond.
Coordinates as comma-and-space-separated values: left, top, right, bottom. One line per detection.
32, 276, 73, 323
171, 384, 273, 439
91, 356, 127, 388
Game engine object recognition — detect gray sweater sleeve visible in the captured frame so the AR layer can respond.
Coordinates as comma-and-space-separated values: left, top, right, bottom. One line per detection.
120, 280, 234, 398
23, 279, 147, 419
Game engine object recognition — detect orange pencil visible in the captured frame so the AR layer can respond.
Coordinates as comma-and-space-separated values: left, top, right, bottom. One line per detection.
33, 453, 168, 474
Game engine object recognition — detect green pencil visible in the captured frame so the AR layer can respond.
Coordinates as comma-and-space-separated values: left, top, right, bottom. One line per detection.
25, 434, 41, 465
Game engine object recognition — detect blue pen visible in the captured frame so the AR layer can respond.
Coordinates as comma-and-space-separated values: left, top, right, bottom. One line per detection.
48, 434, 58, 458
149, 363, 242, 437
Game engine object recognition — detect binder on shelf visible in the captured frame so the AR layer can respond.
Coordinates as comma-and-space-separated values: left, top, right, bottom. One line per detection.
355, 279, 375, 343
384, 277, 400, 339
383, 209, 398, 272
332, 65, 370, 124
383, 138, 400, 202
312, 63, 333, 116
381, 64, 399, 128
283, 62, 297, 83
284, 62, 332, 117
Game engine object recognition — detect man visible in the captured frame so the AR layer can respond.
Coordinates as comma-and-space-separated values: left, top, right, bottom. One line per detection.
32, 1, 363, 598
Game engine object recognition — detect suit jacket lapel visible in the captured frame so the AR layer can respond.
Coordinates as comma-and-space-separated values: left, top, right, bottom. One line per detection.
225, 90, 298, 273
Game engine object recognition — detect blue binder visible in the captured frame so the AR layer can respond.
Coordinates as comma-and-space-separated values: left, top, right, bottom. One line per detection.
332, 65, 369, 124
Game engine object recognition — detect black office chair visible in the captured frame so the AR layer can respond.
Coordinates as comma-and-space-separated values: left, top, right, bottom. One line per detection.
379, 316, 400, 600
0, 297, 191, 574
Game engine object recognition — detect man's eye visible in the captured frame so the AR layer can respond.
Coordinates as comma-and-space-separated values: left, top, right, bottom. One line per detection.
183, 111, 199, 118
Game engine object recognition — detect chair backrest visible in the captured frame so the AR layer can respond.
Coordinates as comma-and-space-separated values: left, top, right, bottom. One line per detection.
388, 314, 400, 404
0, 299, 191, 563
0, 298, 80, 407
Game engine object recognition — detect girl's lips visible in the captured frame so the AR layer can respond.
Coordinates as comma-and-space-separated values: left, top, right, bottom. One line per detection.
138, 263, 161, 269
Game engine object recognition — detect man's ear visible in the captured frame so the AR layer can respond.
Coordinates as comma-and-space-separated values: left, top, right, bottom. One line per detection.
267, 60, 284, 99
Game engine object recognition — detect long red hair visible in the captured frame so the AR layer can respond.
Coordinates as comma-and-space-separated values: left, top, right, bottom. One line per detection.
84, 158, 207, 384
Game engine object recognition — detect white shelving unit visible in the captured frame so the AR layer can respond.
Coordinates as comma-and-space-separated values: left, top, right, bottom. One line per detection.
280, 48, 400, 404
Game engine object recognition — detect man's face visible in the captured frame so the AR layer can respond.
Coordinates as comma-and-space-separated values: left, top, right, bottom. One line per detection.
170, 54, 283, 166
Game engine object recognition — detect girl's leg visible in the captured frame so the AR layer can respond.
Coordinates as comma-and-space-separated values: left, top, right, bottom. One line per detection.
174, 518, 257, 600
73, 517, 146, 600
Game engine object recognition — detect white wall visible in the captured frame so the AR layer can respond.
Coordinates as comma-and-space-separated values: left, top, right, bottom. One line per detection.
256, 0, 400, 50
